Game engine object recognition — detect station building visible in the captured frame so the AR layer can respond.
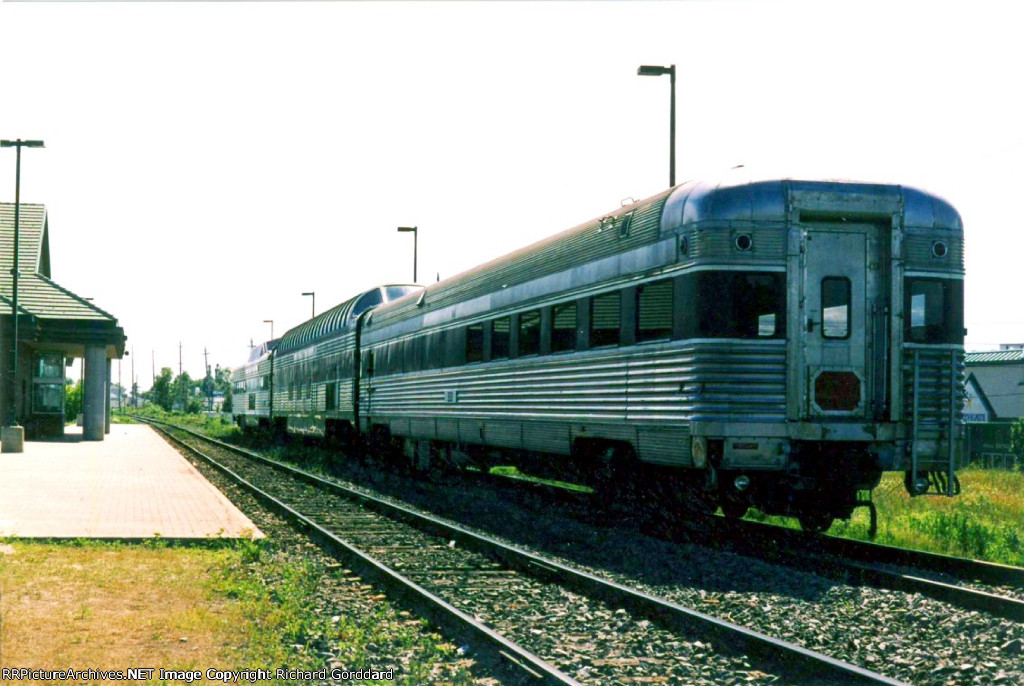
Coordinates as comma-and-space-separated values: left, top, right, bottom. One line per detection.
1, 203, 126, 442
963, 346, 1024, 469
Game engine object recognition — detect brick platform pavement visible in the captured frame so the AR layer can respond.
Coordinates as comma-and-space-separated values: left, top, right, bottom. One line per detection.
0, 423, 262, 539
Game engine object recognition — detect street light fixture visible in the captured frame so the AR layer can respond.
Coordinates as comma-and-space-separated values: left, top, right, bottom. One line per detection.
1, 139, 44, 452
302, 291, 316, 318
263, 319, 274, 341
637, 64, 676, 187
397, 226, 418, 283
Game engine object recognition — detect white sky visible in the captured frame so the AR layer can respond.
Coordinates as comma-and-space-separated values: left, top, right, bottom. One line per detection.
1, 0, 1021, 387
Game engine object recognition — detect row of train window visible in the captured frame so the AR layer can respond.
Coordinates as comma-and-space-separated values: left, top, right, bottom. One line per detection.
284, 380, 339, 410
368, 271, 787, 376
234, 376, 270, 394
238, 275, 961, 401
365, 272, 963, 376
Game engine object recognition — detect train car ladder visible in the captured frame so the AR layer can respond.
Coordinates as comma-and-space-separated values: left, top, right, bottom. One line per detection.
909, 349, 960, 497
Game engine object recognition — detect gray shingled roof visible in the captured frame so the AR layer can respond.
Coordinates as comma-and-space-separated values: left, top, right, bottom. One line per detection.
1, 202, 125, 351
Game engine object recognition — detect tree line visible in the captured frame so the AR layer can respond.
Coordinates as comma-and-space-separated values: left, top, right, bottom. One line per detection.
65, 365, 234, 416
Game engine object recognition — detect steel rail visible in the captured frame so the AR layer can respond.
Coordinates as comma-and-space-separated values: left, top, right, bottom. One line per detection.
704, 517, 1024, 621
145, 419, 903, 686
147, 421, 580, 686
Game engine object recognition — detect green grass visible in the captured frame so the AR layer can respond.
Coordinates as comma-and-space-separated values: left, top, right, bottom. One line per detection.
0, 537, 478, 683
747, 468, 1024, 566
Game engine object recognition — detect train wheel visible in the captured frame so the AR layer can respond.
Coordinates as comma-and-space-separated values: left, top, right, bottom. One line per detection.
798, 512, 834, 533
720, 498, 749, 520
592, 444, 638, 504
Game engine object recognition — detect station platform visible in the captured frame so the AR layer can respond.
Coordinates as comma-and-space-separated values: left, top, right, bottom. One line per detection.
0, 424, 262, 539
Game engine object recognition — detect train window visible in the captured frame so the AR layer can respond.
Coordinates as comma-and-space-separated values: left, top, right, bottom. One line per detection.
590, 291, 621, 347
492, 317, 511, 359
351, 289, 383, 319
519, 310, 541, 357
466, 323, 485, 362
441, 328, 463, 368
637, 279, 673, 342
552, 302, 578, 353
905, 278, 964, 344
261, 375, 270, 390
248, 394, 255, 411
618, 211, 634, 238
403, 337, 420, 373
822, 277, 851, 339
325, 382, 337, 410
384, 285, 421, 302
687, 272, 786, 339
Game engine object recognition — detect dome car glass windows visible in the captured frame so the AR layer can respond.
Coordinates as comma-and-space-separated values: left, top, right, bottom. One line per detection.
351, 289, 384, 319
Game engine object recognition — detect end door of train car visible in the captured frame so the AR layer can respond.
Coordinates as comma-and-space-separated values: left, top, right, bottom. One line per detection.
795, 220, 890, 424
785, 190, 901, 503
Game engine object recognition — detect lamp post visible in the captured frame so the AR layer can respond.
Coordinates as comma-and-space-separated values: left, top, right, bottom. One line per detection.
263, 319, 274, 341
302, 291, 316, 318
397, 226, 418, 283
1, 139, 44, 452
637, 65, 676, 187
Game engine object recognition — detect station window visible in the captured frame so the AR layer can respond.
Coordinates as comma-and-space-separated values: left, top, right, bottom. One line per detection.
822, 277, 851, 339
518, 310, 541, 357
33, 383, 64, 414
637, 279, 673, 342
552, 302, 578, 353
590, 292, 621, 348
492, 317, 511, 360
466, 322, 484, 363
32, 352, 65, 414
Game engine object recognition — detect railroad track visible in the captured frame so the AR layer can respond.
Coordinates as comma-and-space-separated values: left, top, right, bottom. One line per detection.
470, 463, 1024, 622
699, 517, 1024, 622
143, 419, 901, 685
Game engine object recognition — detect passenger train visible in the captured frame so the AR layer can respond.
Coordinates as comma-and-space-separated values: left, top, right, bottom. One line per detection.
233, 175, 966, 532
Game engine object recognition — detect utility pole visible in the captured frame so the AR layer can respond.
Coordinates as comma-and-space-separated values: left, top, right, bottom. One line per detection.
131, 346, 136, 409
179, 342, 184, 412
1, 138, 45, 454
203, 347, 213, 412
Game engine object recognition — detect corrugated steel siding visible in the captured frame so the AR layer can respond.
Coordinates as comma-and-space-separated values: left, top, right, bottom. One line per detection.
363, 340, 787, 463
685, 225, 787, 263
637, 426, 691, 465
904, 231, 964, 272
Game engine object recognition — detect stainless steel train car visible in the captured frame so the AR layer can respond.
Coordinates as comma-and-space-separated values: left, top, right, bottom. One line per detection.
231, 339, 277, 430
237, 176, 966, 532
258, 284, 422, 441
